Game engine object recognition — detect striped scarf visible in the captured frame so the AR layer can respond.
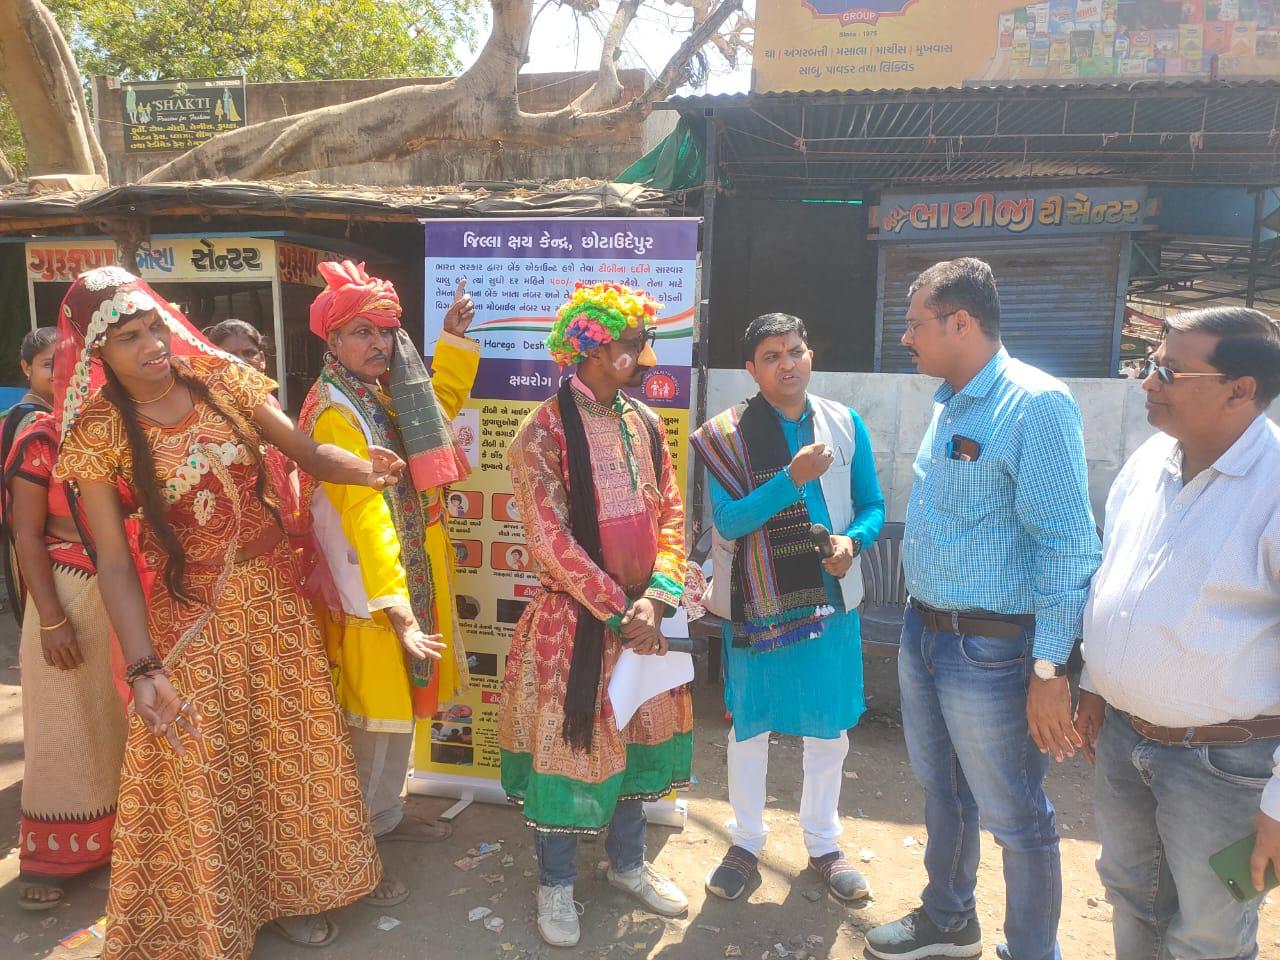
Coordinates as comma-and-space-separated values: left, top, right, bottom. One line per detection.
297, 356, 441, 692
690, 395, 831, 652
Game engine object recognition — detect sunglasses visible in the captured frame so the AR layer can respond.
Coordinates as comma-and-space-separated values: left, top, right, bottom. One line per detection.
1140, 359, 1227, 385
616, 328, 658, 352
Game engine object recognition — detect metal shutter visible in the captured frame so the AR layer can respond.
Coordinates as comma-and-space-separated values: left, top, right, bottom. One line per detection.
876, 235, 1126, 378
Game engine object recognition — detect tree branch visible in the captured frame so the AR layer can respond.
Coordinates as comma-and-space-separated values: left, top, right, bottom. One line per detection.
635, 0, 739, 104
138, 0, 743, 182
571, 0, 640, 113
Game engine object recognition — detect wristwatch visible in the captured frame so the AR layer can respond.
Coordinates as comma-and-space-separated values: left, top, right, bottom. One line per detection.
1033, 658, 1068, 681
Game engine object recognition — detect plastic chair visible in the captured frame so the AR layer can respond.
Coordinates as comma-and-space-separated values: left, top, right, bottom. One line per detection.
859, 521, 907, 657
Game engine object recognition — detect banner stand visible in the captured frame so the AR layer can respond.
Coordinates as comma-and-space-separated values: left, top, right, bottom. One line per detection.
410, 216, 702, 835
406, 774, 688, 827
643, 797, 688, 829
407, 772, 507, 808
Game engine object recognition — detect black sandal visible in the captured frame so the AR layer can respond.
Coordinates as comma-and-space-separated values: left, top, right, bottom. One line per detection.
808, 851, 871, 902
704, 845, 759, 901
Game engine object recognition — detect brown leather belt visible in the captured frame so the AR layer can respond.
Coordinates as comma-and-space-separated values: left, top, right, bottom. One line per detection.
909, 598, 1034, 640
1122, 711, 1280, 746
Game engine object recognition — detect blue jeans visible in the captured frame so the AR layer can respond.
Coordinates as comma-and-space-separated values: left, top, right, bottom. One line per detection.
898, 605, 1062, 960
535, 798, 647, 887
1095, 707, 1275, 960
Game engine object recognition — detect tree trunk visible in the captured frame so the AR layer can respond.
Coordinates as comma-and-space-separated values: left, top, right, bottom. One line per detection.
0, 148, 14, 184
142, 0, 741, 184
0, 0, 107, 179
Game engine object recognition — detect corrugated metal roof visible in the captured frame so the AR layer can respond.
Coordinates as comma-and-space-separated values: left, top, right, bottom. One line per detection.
666, 78, 1280, 105
666, 81, 1280, 188
0, 178, 677, 233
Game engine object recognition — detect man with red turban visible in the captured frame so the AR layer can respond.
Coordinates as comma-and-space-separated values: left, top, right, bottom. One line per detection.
298, 261, 477, 906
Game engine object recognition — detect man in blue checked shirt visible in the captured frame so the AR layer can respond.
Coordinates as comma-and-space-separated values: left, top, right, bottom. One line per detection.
867, 258, 1101, 960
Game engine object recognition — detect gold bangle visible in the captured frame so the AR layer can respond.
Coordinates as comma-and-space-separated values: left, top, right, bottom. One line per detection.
39, 616, 69, 632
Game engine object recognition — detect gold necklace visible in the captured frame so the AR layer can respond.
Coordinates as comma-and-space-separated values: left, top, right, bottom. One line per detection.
128, 375, 178, 404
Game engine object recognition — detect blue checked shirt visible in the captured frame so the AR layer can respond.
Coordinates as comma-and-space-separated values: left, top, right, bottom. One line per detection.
903, 348, 1101, 663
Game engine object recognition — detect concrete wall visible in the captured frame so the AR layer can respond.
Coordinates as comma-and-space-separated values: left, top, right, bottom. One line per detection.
93, 71, 667, 186
705, 369, 1278, 524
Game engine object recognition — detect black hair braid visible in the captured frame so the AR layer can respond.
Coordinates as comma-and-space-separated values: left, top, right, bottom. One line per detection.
557, 378, 607, 752
101, 364, 195, 603
101, 362, 285, 604
174, 366, 284, 534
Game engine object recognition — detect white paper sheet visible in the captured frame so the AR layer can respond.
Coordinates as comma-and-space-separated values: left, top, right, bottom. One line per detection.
608, 648, 695, 730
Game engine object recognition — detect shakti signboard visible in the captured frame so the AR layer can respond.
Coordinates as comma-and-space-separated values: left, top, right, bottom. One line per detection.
754, 0, 1280, 93
122, 77, 247, 153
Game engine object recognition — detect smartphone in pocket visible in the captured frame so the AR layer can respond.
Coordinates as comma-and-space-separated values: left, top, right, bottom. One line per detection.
1209, 832, 1280, 902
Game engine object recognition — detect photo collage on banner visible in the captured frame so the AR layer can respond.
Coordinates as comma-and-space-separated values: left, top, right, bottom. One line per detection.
412, 218, 699, 803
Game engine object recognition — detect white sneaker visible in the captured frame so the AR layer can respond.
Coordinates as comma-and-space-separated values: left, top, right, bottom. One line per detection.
536, 883, 583, 948
606, 862, 689, 917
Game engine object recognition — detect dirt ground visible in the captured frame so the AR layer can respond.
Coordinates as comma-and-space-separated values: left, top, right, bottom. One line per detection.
0, 625, 1276, 960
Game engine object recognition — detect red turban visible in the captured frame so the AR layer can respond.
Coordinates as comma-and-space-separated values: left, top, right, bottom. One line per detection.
309, 260, 402, 339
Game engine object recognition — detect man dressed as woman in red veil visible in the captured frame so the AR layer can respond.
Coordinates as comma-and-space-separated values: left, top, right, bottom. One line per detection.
53, 266, 398, 958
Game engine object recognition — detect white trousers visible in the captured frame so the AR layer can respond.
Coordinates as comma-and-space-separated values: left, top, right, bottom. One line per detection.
347, 727, 414, 838
725, 727, 850, 858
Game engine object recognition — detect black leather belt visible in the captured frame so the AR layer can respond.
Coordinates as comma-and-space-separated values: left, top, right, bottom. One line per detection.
909, 598, 1034, 640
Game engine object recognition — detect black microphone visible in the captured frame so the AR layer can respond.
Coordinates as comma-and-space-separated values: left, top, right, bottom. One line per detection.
809, 522, 835, 559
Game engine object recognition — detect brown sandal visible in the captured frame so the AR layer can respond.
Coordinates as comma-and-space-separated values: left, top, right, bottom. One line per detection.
382, 814, 453, 844
269, 914, 339, 949
363, 877, 410, 907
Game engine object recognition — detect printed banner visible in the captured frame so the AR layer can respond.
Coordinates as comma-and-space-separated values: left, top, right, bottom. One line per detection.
870, 184, 1151, 240
410, 218, 699, 798
122, 77, 247, 153
753, 0, 1280, 92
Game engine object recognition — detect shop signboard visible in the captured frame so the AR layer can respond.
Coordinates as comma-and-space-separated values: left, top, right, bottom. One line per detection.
754, 0, 1280, 93
26, 237, 274, 284
122, 77, 246, 152
870, 185, 1152, 240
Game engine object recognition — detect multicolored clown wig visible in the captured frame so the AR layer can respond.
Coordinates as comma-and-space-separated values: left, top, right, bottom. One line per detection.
546, 281, 659, 367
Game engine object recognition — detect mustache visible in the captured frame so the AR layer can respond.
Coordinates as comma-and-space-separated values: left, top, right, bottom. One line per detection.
905, 347, 919, 359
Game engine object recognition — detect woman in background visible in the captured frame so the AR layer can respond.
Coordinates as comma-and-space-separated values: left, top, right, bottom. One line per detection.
5, 326, 126, 911
204, 318, 268, 374
3, 327, 58, 618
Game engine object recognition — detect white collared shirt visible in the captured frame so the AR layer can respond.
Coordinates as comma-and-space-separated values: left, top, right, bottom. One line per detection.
1082, 414, 1280, 817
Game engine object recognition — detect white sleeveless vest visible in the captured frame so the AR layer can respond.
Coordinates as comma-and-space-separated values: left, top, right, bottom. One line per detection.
705, 395, 864, 619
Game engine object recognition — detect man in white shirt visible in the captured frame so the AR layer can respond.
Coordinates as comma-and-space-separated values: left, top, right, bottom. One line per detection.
1077, 306, 1280, 960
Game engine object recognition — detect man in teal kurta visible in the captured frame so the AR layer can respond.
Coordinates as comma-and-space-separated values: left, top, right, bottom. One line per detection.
690, 312, 884, 905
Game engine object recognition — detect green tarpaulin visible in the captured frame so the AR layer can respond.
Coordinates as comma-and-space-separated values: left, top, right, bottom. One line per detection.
616, 118, 705, 191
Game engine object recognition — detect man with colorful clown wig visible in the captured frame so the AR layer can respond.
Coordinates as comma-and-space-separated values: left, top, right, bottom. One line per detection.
298, 261, 477, 906
500, 282, 695, 948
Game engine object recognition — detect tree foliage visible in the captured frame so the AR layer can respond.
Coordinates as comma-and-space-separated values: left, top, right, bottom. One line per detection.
45, 0, 480, 82
0, 95, 25, 177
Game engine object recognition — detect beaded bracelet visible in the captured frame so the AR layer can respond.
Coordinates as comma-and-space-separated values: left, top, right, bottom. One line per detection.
124, 654, 165, 684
